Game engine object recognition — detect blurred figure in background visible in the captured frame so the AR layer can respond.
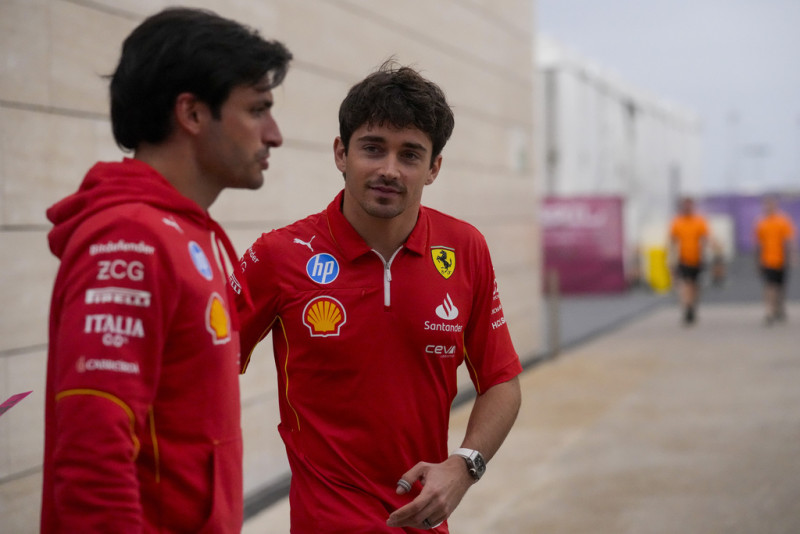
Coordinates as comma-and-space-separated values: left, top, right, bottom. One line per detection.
669, 197, 711, 325
754, 195, 798, 325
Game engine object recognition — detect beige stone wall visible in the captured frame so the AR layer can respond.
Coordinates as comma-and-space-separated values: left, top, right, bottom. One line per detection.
0, 0, 539, 530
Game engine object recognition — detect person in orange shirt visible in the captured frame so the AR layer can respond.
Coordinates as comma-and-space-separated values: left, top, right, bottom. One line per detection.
754, 195, 798, 324
669, 197, 711, 324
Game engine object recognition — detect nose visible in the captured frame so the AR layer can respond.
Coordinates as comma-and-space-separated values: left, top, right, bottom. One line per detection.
263, 114, 283, 148
380, 154, 401, 180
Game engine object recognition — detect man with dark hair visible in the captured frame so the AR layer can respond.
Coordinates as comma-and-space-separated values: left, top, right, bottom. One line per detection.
41, 8, 291, 532
755, 195, 797, 324
232, 61, 522, 532
669, 197, 711, 324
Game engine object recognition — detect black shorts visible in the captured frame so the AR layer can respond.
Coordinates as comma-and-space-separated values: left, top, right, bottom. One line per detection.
678, 263, 703, 281
761, 267, 786, 286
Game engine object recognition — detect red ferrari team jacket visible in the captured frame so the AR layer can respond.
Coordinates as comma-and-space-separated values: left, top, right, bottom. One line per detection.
41, 159, 243, 533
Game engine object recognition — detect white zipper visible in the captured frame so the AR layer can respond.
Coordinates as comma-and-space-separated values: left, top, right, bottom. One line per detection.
373, 248, 402, 307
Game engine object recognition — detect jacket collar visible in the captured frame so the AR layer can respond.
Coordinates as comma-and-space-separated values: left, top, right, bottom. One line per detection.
324, 190, 429, 262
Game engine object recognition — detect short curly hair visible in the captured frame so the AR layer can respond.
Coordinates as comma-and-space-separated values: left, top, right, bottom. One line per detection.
338, 60, 455, 165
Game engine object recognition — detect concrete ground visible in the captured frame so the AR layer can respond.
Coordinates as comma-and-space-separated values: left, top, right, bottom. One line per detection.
244, 260, 800, 533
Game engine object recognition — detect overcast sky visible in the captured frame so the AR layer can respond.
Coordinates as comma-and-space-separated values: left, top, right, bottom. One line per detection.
536, 0, 800, 194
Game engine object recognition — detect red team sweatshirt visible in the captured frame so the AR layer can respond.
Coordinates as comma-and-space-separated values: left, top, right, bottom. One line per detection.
41, 159, 243, 533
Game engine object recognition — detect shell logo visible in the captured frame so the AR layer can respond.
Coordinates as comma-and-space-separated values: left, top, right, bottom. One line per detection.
206, 292, 231, 345
302, 296, 346, 337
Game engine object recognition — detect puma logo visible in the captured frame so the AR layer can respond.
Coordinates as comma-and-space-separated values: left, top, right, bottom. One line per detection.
293, 235, 315, 252
162, 217, 183, 233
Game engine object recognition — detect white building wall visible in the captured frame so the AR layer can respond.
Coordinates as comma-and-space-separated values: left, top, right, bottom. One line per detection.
0, 1, 539, 531
537, 35, 702, 268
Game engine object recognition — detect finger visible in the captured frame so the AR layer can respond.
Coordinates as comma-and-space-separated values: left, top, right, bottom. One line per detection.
396, 478, 412, 494
387, 497, 429, 528
422, 518, 445, 530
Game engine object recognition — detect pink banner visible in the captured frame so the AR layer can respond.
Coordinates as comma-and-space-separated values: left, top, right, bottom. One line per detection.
542, 196, 625, 294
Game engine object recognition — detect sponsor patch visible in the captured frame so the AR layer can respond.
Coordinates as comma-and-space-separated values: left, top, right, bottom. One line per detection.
85, 287, 151, 307
425, 345, 457, 358
431, 247, 455, 279
84, 314, 145, 348
189, 241, 213, 281
435, 293, 459, 320
206, 293, 231, 345
306, 253, 339, 284
97, 259, 144, 281
424, 321, 463, 333
229, 273, 242, 296
491, 316, 507, 330
303, 296, 346, 337
76, 356, 141, 375
161, 217, 183, 233
293, 235, 316, 252
90, 240, 155, 256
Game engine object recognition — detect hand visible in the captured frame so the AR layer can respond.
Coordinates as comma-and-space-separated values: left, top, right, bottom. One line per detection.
386, 456, 474, 530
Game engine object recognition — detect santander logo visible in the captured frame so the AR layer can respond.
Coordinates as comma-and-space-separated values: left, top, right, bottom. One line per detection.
435, 294, 459, 321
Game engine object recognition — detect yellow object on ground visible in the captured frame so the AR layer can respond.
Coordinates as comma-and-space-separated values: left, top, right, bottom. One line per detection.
648, 247, 671, 293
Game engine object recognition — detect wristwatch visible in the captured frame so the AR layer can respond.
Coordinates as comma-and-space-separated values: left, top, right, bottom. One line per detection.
452, 448, 486, 481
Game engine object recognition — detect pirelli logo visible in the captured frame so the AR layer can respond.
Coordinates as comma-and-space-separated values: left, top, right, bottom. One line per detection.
85, 287, 151, 307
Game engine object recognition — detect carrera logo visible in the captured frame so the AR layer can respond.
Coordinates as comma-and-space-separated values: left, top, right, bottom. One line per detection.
85, 287, 151, 307
425, 345, 456, 358
303, 296, 346, 337
206, 293, 231, 345
76, 356, 140, 375
431, 247, 455, 279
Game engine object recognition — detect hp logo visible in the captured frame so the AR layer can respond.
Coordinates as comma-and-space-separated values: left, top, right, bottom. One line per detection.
306, 253, 339, 284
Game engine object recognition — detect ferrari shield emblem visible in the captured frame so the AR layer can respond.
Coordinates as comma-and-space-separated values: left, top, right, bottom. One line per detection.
431, 247, 455, 279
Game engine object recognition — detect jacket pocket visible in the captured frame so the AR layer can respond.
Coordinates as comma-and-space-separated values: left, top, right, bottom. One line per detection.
196, 435, 243, 534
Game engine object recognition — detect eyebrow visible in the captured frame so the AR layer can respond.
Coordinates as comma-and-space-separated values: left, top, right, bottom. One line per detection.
355, 135, 428, 153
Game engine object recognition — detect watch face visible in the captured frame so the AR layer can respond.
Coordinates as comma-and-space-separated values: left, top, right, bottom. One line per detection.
473, 453, 486, 473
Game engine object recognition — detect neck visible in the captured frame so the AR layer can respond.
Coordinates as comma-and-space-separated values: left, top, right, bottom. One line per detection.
134, 142, 219, 210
